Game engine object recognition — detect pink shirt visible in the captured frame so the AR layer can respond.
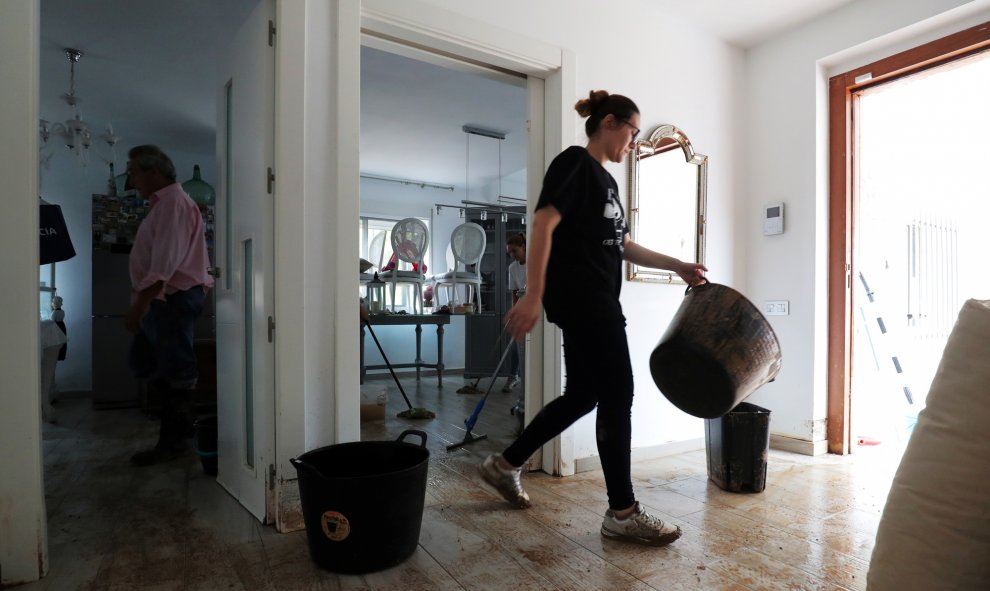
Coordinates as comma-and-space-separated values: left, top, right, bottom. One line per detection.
129, 183, 214, 299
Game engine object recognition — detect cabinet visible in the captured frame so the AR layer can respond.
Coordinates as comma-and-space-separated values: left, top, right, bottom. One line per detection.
463, 206, 525, 378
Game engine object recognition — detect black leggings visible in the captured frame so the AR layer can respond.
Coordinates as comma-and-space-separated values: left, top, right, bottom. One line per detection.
502, 319, 635, 510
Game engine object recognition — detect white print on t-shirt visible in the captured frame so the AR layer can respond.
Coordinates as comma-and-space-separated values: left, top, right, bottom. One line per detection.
602, 188, 622, 221
602, 188, 625, 252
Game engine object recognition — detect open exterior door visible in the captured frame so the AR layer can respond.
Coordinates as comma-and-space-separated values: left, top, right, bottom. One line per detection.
215, 0, 276, 522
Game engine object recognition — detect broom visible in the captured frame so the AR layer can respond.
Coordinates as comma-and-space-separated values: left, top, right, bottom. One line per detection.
447, 338, 516, 451
364, 321, 436, 420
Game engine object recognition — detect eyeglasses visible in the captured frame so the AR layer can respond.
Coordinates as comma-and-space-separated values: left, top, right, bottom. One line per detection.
620, 119, 640, 142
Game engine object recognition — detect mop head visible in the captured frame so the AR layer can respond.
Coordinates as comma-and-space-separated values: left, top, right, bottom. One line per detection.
456, 383, 484, 394
397, 407, 436, 420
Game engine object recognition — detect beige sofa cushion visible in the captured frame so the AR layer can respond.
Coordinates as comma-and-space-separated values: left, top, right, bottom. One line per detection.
867, 299, 990, 589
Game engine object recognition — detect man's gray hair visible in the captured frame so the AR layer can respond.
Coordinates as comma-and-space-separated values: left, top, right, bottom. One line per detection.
128, 145, 177, 182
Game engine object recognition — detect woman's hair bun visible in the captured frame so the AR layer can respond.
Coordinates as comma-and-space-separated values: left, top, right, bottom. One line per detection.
574, 90, 610, 117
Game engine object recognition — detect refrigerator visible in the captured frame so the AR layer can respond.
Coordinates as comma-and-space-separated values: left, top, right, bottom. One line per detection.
91, 194, 215, 409
92, 248, 143, 408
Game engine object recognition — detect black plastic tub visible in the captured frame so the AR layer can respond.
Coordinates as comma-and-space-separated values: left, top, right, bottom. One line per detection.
290, 430, 429, 574
704, 402, 771, 493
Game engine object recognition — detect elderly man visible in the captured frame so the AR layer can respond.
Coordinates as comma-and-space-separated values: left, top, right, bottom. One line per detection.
125, 145, 214, 466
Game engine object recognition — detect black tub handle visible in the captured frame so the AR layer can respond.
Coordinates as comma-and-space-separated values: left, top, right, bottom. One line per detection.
684, 276, 710, 296
290, 457, 329, 481
397, 429, 427, 448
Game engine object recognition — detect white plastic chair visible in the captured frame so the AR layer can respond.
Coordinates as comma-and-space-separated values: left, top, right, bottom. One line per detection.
432, 222, 486, 312
379, 218, 430, 313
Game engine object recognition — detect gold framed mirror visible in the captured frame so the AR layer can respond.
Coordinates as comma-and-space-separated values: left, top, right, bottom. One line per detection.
626, 124, 707, 284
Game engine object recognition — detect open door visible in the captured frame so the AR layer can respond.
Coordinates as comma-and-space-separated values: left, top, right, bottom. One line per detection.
215, 0, 276, 522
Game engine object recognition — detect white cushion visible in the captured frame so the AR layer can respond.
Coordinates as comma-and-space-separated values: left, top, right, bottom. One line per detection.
867, 299, 990, 589
379, 270, 424, 280
434, 271, 481, 282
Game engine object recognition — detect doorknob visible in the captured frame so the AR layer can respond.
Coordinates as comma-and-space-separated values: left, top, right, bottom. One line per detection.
208, 266, 222, 278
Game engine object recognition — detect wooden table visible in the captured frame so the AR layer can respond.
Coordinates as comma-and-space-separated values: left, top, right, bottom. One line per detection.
361, 314, 451, 387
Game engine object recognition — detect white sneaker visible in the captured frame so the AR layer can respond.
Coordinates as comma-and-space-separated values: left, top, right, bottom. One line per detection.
601, 502, 682, 546
501, 375, 520, 393
478, 453, 531, 508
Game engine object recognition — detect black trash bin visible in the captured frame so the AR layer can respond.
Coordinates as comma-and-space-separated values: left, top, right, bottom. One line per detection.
193, 415, 218, 476
704, 402, 770, 493
290, 430, 429, 574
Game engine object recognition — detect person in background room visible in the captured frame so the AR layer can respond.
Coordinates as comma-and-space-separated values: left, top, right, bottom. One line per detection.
502, 232, 527, 392
478, 90, 707, 547
125, 144, 214, 467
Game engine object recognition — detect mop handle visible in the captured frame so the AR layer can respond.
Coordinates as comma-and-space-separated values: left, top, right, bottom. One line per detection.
364, 321, 414, 410
464, 338, 516, 433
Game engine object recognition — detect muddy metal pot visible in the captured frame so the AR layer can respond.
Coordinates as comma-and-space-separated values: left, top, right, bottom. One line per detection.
650, 281, 781, 419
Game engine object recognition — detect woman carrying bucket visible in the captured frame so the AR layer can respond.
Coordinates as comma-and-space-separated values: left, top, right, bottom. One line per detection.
478, 90, 706, 547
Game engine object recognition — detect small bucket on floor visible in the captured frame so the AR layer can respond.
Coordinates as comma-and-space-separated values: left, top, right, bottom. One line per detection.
193, 415, 218, 476
290, 430, 429, 574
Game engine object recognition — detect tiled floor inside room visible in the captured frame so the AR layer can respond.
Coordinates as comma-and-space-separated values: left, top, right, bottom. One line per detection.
17, 374, 900, 590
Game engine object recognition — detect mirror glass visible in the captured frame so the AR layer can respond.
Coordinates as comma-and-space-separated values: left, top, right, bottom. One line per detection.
627, 124, 707, 284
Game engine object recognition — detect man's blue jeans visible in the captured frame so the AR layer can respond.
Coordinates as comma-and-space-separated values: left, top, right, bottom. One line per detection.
128, 286, 206, 389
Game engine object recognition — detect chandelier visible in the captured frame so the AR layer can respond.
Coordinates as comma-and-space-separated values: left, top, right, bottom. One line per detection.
39, 48, 120, 171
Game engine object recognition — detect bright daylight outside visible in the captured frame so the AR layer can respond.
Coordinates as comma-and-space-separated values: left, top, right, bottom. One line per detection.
852, 49, 990, 454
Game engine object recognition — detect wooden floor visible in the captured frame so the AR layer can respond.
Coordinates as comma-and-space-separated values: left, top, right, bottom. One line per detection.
17, 374, 900, 590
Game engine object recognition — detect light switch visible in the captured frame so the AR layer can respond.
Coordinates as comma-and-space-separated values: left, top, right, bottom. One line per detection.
765, 300, 789, 316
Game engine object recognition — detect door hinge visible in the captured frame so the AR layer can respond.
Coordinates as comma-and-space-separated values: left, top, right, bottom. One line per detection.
268, 464, 276, 491
267, 167, 275, 194
268, 316, 275, 343
268, 20, 276, 47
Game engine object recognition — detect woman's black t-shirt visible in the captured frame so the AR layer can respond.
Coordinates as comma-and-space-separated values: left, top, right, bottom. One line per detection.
535, 146, 628, 324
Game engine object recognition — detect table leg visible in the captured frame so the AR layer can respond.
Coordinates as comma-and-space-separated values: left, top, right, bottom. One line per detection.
360, 324, 366, 384
436, 323, 445, 388
415, 323, 423, 381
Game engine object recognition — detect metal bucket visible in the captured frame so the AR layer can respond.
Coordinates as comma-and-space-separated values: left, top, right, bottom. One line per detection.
649, 281, 781, 419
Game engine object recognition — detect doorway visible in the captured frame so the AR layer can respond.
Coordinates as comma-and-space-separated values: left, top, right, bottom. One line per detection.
357, 39, 531, 455
38, 0, 275, 517
827, 22, 990, 454
852, 48, 990, 456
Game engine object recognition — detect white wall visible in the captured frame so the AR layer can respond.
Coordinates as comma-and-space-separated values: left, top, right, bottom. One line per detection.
742, 0, 990, 441
40, 150, 215, 392
0, 1, 47, 585
419, 0, 745, 458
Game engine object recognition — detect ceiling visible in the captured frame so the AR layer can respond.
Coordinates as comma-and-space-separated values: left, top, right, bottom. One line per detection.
40, 0, 254, 158
651, 0, 859, 48
360, 44, 528, 189
39, 0, 861, 188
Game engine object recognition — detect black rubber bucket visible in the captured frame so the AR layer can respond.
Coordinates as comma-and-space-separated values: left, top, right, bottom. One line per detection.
650, 280, 781, 419
193, 415, 218, 476
290, 430, 429, 574
705, 402, 771, 492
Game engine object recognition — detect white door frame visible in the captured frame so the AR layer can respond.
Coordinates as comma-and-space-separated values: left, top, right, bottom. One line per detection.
0, 1, 46, 585
272, 0, 575, 531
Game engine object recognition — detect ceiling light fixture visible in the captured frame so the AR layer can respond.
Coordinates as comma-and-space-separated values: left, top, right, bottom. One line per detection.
463, 124, 507, 204
39, 48, 120, 172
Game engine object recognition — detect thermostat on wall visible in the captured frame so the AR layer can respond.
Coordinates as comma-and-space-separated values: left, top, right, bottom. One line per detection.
764, 202, 784, 236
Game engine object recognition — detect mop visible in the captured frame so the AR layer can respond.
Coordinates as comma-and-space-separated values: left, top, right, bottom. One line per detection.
364, 321, 436, 420
456, 377, 485, 395
447, 338, 516, 451
456, 329, 507, 394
